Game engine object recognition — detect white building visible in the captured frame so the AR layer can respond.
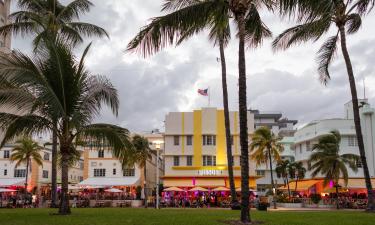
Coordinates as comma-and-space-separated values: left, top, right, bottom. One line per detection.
0, 143, 83, 193
289, 100, 375, 193
0, 0, 11, 53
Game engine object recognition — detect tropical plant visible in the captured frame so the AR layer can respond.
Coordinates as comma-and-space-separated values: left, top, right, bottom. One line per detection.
0, 0, 108, 49
308, 130, 359, 209
250, 126, 284, 209
274, 0, 375, 211
127, 1, 273, 221
276, 159, 291, 198
0, 41, 131, 215
130, 135, 152, 208
0, 0, 108, 208
11, 137, 43, 192
288, 161, 306, 194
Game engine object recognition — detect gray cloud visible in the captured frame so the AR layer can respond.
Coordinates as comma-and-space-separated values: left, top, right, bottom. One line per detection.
10, 0, 375, 133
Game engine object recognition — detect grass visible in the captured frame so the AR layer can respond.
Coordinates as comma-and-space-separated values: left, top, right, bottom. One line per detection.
0, 208, 374, 225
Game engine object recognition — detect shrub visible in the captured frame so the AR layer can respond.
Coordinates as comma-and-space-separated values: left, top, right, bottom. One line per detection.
310, 194, 321, 204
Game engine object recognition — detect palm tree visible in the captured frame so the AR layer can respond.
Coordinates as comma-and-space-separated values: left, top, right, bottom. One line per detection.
309, 130, 359, 209
0, 0, 108, 208
130, 135, 152, 208
0, 0, 108, 49
0, 42, 132, 215
127, 1, 272, 221
274, 0, 375, 211
276, 160, 291, 198
11, 137, 43, 192
250, 126, 284, 209
288, 161, 306, 194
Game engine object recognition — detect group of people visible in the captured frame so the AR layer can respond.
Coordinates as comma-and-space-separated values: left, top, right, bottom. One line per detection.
321, 192, 368, 209
1, 193, 39, 208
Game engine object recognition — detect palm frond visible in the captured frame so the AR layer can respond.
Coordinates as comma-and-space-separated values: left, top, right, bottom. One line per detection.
316, 34, 339, 85
272, 16, 331, 51
244, 3, 272, 48
355, 0, 375, 14
68, 22, 109, 39
346, 13, 362, 34
162, 0, 202, 11
57, 0, 93, 21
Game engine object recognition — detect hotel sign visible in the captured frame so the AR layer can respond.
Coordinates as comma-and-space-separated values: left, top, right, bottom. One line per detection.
198, 170, 223, 176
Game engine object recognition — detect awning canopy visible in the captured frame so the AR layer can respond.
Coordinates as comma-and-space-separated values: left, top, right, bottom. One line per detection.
279, 180, 319, 191
78, 177, 139, 187
0, 178, 25, 187
338, 179, 375, 189
0, 188, 18, 193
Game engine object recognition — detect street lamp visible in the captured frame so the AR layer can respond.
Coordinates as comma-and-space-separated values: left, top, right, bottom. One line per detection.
155, 143, 161, 209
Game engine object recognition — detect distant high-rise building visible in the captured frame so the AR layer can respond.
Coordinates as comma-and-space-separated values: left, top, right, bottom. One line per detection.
0, 0, 11, 53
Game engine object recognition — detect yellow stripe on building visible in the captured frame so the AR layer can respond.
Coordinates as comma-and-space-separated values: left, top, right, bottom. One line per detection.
216, 110, 227, 166
193, 110, 202, 166
181, 112, 185, 155
234, 111, 238, 154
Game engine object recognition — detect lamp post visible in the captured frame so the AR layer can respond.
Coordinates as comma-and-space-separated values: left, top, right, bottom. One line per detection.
156, 143, 160, 209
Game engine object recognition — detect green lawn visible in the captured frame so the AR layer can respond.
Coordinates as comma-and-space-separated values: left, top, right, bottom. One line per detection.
0, 208, 374, 225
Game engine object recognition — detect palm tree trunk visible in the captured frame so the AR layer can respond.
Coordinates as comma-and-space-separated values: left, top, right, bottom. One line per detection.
267, 147, 276, 209
286, 176, 291, 199
144, 164, 148, 208
25, 159, 30, 192
236, 11, 251, 223
295, 179, 298, 193
219, 38, 237, 205
338, 25, 375, 211
51, 126, 58, 208
58, 150, 71, 215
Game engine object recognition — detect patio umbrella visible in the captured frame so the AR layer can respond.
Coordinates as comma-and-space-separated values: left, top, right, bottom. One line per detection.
212, 187, 230, 192
105, 188, 123, 193
189, 187, 209, 192
163, 187, 184, 192
0, 188, 18, 193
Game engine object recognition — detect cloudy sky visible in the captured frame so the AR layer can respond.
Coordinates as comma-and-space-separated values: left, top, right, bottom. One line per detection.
12, 0, 375, 133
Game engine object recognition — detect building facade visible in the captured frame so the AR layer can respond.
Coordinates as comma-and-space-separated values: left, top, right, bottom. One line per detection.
163, 107, 257, 189
290, 100, 375, 193
0, 143, 84, 193
0, 0, 11, 53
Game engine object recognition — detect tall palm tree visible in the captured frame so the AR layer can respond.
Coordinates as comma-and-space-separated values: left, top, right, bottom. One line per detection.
131, 135, 153, 208
274, 0, 375, 211
0, 41, 132, 215
309, 130, 359, 209
250, 126, 284, 209
11, 137, 43, 192
276, 159, 291, 198
0, 0, 108, 208
288, 161, 306, 194
127, 1, 272, 221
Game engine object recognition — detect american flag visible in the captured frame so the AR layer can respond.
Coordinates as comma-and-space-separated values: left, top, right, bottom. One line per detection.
198, 88, 208, 96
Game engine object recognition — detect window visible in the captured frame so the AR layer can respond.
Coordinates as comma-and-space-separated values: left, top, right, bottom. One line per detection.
173, 156, 180, 166
186, 156, 193, 166
123, 168, 135, 177
306, 141, 311, 151
173, 136, 180, 145
299, 144, 302, 154
14, 169, 26, 178
4, 169, 7, 176
202, 135, 216, 146
186, 135, 193, 146
307, 161, 311, 170
203, 155, 216, 166
113, 168, 116, 175
356, 159, 363, 168
42, 170, 49, 179
43, 153, 50, 161
93, 169, 106, 177
230, 136, 234, 146
98, 150, 104, 158
3, 150, 9, 159
79, 162, 84, 170
256, 170, 265, 176
348, 136, 358, 146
